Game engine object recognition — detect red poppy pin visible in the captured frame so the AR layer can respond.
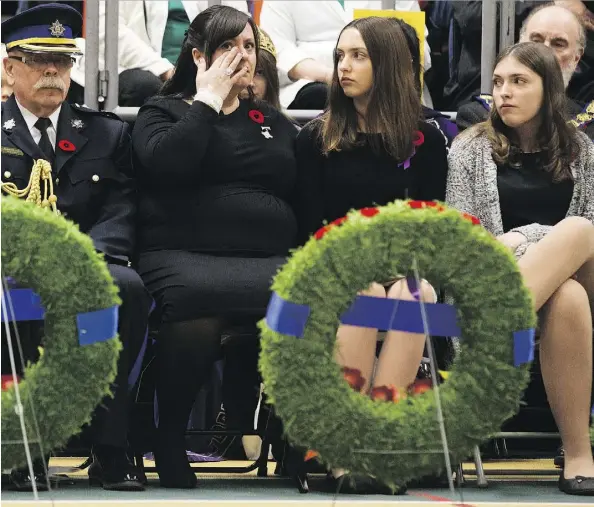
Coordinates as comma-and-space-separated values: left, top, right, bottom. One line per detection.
248, 109, 264, 124
412, 130, 425, 147
58, 139, 76, 152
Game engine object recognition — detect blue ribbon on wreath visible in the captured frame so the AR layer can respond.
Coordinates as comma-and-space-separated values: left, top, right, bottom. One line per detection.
265, 291, 535, 367
1, 287, 119, 347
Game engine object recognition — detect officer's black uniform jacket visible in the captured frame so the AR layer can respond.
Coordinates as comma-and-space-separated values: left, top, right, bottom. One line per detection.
1, 95, 136, 265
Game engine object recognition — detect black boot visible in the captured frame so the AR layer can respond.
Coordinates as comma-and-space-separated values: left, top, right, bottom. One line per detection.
153, 318, 222, 488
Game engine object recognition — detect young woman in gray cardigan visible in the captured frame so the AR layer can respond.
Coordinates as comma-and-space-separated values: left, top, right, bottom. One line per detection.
447, 42, 594, 496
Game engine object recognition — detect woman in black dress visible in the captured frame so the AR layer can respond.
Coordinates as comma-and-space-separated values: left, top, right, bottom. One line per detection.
294, 16, 448, 492
132, 5, 298, 488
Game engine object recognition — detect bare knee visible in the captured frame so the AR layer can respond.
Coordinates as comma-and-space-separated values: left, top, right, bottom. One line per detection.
386, 278, 437, 303
559, 216, 594, 233
541, 279, 591, 331
359, 282, 386, 298
558, 216, 594, 252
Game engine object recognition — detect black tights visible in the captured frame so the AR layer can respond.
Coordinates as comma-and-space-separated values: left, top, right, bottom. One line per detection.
154, 318, 223, 486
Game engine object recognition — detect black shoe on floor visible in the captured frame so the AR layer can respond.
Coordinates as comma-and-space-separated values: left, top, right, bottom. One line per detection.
89, 445, 145, 491
153, 438, 197, 489
559, 473, 594, 496
8, 459, 49, 492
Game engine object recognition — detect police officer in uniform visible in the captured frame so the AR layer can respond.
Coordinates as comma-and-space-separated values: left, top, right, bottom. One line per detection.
1, 3, 149, 491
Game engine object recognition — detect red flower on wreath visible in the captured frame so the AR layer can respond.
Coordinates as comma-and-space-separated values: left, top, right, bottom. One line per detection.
248, 109, 264, 124
407, 200, 480, 225
461, 212, 481, 225
408, 200, 427, 209
342, 366, 366, 393
408, 200, 445, 211
314, 216, 347, 240
313, 202, 479, 241
58, 139, 76, 152
412, 130, 425, 147
360, 207, 380, 218
330, 216, 348, 227
370, 385, 407, 403
314, 225, 331, 240
1, 374, 21, 391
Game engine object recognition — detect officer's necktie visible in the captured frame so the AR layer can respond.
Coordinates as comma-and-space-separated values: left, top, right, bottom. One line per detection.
34, 117, 55, 167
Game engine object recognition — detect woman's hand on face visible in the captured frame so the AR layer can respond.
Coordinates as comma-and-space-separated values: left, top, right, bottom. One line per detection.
194, 48, 250, 101
497, 231, 527, 252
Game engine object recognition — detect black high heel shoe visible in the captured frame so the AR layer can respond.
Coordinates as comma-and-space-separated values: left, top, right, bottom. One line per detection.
153, 438, 197, 489
558, 473, 594, 496
279, 444, 309, 493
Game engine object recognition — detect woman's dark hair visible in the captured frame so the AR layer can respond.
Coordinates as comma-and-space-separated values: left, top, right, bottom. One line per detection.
160, 5, 259, 98
317, 16, 421, 162
393, 19, 422, 97
473, 41, 579, 182
255, 49, 281, 109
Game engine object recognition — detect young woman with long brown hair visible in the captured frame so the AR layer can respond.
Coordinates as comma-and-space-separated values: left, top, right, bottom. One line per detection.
447, 41, 594, 496
294, 16, 448, 493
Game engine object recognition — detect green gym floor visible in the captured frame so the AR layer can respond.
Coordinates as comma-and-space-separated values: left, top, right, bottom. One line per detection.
2, 457, 593, 507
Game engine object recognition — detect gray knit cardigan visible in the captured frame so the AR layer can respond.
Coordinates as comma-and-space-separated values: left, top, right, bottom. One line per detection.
446, 130, 594, 247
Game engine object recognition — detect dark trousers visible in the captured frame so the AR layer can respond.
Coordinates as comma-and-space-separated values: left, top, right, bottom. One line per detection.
90, 264, 152, 447
1, 264, 152, 450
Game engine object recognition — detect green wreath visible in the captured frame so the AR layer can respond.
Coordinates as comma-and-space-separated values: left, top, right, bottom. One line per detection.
259, 200, 536, 488
1, 197, 121, 469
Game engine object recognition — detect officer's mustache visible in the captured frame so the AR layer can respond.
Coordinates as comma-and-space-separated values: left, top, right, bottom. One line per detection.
33, 77, 65, 91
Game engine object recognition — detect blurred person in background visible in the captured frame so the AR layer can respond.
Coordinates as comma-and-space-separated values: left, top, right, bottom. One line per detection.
71, 1, 250, 106
1, 44, 13, 101
240, 26, 281, 109
260, 0, 432, 110
456, 2, 593, 140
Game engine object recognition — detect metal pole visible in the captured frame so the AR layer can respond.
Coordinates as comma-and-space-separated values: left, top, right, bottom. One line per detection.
381, 0, 393, 9
104, 0, 119, 112
84, 0, 99, 109
480, 0, 498, 94
499, 0, 516, 52
208, 0, 221, 6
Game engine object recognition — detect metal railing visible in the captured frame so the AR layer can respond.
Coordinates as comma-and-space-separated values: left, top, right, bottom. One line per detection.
112, 107, 456, 124
83, 0, 99, 109
86, 1, 514, 112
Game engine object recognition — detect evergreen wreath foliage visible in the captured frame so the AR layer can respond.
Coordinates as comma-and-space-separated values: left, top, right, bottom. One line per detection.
259, 200, 536, 488
1, 197, 121, 469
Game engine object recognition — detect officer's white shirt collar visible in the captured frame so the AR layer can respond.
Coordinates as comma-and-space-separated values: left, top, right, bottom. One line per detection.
15, 98, 61, 150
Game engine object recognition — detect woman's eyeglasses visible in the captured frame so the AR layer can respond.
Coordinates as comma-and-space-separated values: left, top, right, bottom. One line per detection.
9, 54, 75, 71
